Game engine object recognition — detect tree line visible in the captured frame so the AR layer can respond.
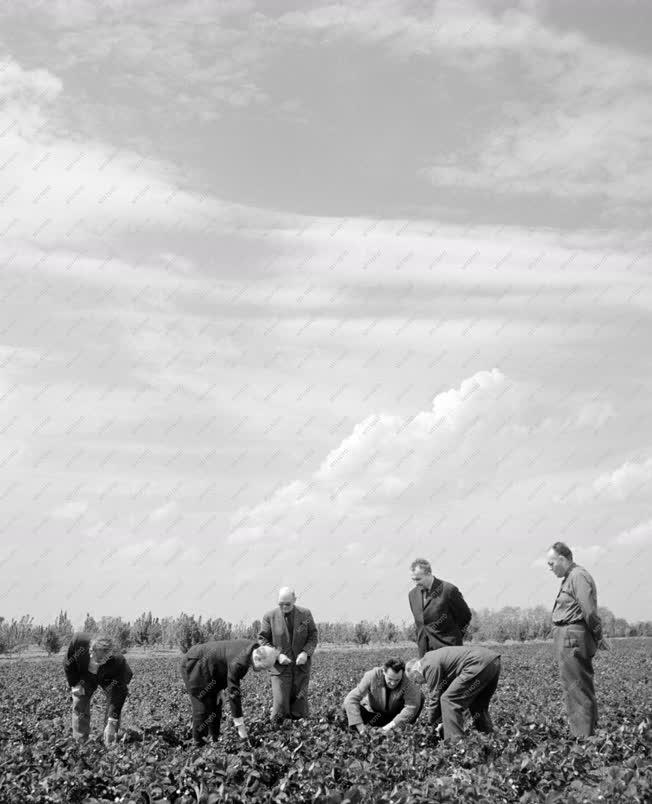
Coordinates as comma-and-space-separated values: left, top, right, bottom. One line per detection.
1, 606, 650, 656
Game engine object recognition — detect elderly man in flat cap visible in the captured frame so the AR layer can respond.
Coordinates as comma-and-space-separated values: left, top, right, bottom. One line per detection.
258, 586, 318, 723
64, 632, 133, 746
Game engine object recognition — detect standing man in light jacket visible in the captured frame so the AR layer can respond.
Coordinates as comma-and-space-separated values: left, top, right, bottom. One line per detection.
408, 558, 472, 657
258, 586, 318, 723
64, 632, 133, 746
547, 541, 606, 738
343, 657, 424, 734
180, 639, 279, 746
406, 645, 501, 741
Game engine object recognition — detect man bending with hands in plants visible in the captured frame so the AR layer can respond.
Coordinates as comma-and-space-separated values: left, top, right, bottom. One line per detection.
406, 645, 501, 742
258, 586, 318, 724
180, 639, 278, 747
64, 632, 133, 746
343, 657, 424, 734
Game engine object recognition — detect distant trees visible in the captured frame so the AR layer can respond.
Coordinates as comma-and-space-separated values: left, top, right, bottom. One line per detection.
0, 607, 650, 654
43, 626, 62, 655
468, 606, 554, 643
354, 621, 371, 645
130, 611, 163, 647
176, 613, 205, 654
0, 615, 34, 654
83, 613, 98, 633
98, 616, 131, 653
54, 610, 73, 641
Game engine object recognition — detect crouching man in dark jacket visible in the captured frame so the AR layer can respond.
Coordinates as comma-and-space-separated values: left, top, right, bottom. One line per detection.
406, 645, 501, 741
64, 632, 133, 745
180, 639, 279, 746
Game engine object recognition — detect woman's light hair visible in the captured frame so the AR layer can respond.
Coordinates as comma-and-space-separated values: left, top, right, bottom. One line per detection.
90, 635, 114, 657
252, 645, 279, 670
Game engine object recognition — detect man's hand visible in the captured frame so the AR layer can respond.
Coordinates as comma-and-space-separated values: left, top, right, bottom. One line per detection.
435, 723, 444, 739
236, 723, 249, 740
278, 654, 293, 665
597, 637, 610, 651
71, 683, 85, 698
103, 718, 118, 746
355, 723, 366, 734
295, 651, 308, 666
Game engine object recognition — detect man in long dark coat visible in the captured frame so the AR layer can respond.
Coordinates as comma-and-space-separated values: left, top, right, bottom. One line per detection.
408, 558, 472, 657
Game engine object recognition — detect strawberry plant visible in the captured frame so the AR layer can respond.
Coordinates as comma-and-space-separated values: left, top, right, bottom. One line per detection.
0, 639, 649, 802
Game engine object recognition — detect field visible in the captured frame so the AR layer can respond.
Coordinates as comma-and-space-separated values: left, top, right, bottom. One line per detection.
0, 640, 649, 803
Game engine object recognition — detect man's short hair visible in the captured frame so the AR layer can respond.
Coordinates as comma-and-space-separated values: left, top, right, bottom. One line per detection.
405, 658, 422, 679
410, 558, 432, 574
550, 542, 573, 561
383, 658, 405, 674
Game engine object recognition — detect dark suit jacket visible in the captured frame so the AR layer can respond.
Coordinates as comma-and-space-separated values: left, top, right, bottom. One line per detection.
409, 578, 472, 657
258, 605, 318, 676
180, 639, 257, 718
63, 632, 133, 718
420, 645, 500, 724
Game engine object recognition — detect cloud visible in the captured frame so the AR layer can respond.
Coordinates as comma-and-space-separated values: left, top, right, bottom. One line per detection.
149, 501, 179, 522
277, 2, 652, 217
576, 544, 608, 564
613, 520, 652, 547
0, 56, 230, 245
51, 500, 89, 519
117, 536, 198, 565
228, 368, 533, 544
574, 457, 652, 502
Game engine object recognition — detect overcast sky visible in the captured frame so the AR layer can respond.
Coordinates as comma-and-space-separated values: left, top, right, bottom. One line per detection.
0, 0, 650, 629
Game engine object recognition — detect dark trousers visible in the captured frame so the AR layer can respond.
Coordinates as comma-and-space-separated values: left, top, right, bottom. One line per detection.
440, 657, 501, 741
188, 691, 223, 745
554, 624, 597, 737
71, 677, 128, 740
271, 667, 310, 719
180, 659, 224, 745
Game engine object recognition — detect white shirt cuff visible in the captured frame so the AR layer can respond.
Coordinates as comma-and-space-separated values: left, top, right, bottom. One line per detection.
233, 717, 244, 726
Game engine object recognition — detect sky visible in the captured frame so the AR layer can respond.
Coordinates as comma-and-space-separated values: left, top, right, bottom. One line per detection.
0, 0, 650, 629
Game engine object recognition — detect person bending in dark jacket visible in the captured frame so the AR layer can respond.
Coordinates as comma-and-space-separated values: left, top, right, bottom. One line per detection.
180, 639, 278, 746
408, 558, 472, 657
406, 645, 501, 741
64, 632, 133, 745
